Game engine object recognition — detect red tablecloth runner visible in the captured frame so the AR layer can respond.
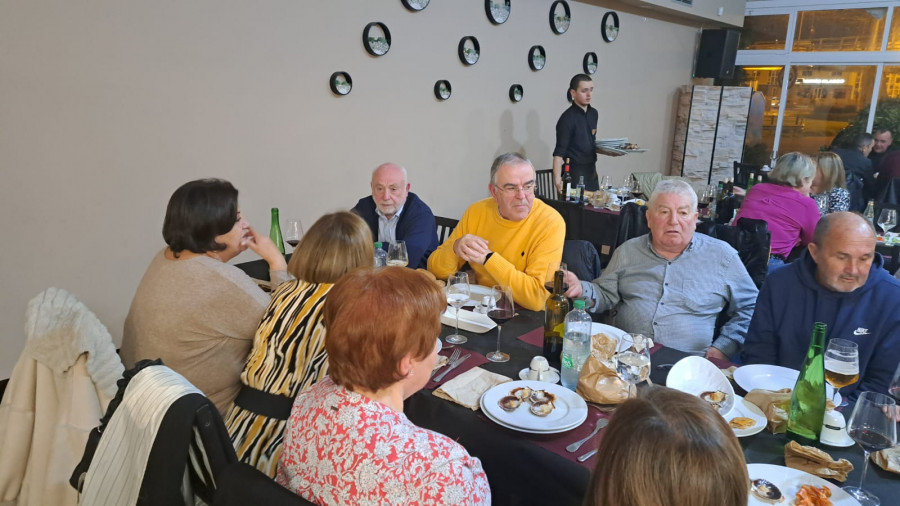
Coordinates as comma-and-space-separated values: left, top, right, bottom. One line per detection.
425, 346, 489, 390
516, 326, 543, 347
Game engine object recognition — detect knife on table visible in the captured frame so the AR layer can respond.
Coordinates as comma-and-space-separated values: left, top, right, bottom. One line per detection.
433, 354, 471, 382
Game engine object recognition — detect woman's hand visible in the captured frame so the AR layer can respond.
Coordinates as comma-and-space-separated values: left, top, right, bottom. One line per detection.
243, 226, 288, 271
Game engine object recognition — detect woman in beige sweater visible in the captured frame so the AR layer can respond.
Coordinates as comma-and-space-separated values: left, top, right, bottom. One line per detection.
120, 179, 287, 414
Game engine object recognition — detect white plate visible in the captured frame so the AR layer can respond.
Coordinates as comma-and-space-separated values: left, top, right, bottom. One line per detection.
518, 367, 561, 384
440, 308, 496, 334
728, 395, 766, 437
734, 364, 841, 405
590, 323, 626, 340
667, 356, 736, 418
746, 463, 861, 506
480, 380, 588, 433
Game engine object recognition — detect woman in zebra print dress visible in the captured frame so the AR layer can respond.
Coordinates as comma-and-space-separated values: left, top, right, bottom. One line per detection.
225, 211, 374, 476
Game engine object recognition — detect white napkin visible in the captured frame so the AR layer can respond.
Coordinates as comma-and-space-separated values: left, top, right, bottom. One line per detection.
433, 367, 511, 410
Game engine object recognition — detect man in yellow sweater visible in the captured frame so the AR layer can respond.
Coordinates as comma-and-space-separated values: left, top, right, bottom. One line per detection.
428, 153, 565, 311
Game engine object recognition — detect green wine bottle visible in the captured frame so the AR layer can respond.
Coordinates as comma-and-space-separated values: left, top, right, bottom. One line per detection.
786, 322, 828, 444
270, 208, 285, 255
543, 269, 569, 364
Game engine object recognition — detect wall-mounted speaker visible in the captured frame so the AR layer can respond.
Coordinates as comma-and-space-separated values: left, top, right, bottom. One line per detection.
694, 29, 739, 80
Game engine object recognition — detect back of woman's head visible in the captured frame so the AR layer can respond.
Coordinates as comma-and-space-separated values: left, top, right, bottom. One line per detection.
815, 152, 847, 192
769, 152, 816, 188
323, 267, 443, 392
584, 387, 748, 506
163, 179, 239, 255
287, 212, 374, 283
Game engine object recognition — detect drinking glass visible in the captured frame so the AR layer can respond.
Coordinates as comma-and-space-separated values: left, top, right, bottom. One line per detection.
824, 339, 859, 408
599, 175, 611, 189
877, 209, 897, 237
386, 241, 408, 267
842, 391, 897, 506
485, 285, 514, 363
445, 272, 470, 345
284, 219, 304, 250
890, 361, 900, 401
614, 333, 651, 398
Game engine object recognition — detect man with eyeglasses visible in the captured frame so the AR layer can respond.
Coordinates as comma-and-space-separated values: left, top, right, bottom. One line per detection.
353, 162, 439, 269
428, 153, 565, 311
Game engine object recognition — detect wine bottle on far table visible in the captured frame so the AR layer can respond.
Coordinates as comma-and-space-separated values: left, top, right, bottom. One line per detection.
270, 208, 285, 255
543, 270, 569, 364
786, 322, 828, 444
561, 158, 573, 202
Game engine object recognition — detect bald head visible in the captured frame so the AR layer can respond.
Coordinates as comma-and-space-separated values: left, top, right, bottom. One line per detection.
370, 163, 410, 219
809, 212, 876, 292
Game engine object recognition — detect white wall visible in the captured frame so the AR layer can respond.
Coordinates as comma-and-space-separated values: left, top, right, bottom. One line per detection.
0, 0, 702, 378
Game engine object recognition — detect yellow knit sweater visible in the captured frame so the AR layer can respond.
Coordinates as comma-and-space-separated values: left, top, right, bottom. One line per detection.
428, 198, 565, 311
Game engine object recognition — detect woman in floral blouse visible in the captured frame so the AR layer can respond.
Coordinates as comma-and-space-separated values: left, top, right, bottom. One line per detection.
276, 267, 490, 505
811, 151, 851, 216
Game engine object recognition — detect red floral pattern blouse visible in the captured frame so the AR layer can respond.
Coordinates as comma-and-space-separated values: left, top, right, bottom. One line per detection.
276, 377, 491, 505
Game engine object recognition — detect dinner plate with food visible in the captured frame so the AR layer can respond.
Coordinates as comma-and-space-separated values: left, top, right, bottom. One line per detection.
480, 380, 588, 433
666, 356, 736, 418
747, 463, 860, 505
728, 395, 766, 437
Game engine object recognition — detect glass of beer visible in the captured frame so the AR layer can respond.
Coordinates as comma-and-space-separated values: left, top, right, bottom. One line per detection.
824, 338, 859, 408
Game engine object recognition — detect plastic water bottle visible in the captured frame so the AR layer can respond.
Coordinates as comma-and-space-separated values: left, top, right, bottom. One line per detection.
575, 176, 585, 205
561, 300, 592, 391
373, 242, 387, 268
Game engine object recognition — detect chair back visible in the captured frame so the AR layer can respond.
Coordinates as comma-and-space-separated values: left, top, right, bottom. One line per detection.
878, 178, 900, 206
696, 218, 771, 289
562, 240, 602, 282
616, 203, 649, 248
535, 169, 555, 200
733, 161, 764, 188
434, 216, 459, 245
71, 361, 237, 506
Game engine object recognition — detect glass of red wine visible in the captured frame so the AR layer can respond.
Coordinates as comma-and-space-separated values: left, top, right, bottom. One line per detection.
486, 285, 514, 363
842, 391, 897, 506
544, 261, 568, 293
285, 219, 304, 250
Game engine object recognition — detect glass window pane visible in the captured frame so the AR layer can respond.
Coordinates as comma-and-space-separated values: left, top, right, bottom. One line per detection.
740, 15, 789, 50
729, 66, 784, 165
889, 12, 900, 50
780, 65, 876, 155
793, 8, 886, 52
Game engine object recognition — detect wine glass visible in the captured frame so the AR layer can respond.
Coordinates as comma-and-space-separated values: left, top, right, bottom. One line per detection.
485, 285, 514, 363
445, 272, 470, 345
824, 339, 859, 408
614, 333, 651, 398
284, 219, 304, 250
386, 241, 408, 267
842, 391, 897, 506
599, 175, 611, 190
890, 361, 900, 402
544, 261, 568, 293
877, 209, 897, 237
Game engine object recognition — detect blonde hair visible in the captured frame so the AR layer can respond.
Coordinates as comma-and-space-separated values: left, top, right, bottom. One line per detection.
815, 152, 847, 192
286, 212, 374, 283
584, 387, 749, 506
769, 152, 816, 188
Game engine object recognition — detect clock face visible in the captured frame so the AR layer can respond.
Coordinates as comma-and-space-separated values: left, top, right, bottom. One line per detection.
401, 0, 429, 11
434, 80, 451, 101
330, 72, 352, 96
602, 12, 619, 43
458, 36, 480, 65
485, 0, 511, 25
550, 1, 570, 34
363, 22, 391, 56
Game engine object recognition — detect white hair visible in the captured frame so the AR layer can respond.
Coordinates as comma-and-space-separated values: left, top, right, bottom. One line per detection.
649, 179, 698, 211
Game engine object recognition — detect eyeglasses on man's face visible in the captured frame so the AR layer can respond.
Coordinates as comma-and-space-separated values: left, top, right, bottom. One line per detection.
493, 182, 536, 195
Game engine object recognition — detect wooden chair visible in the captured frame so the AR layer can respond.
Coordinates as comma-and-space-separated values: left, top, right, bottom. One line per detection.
535, 169, 555, 200
435, 216, 459, 245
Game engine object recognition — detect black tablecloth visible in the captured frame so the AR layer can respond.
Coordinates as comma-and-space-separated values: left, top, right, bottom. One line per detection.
405, 308, 900, 506
539, 198, 621, 266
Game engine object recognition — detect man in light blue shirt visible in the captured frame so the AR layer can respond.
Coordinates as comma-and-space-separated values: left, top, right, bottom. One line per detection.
565, 180, 758, 359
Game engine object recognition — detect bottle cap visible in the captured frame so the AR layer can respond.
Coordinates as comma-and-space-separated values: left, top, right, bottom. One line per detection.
375, 242, 382, 248
574, 299, 586, 309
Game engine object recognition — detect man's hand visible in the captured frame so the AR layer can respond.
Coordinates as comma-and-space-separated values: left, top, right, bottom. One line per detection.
555, 178, 563, 194
705, 347, 728, 361
563, 270, 583, 298
453, 234, 491, 265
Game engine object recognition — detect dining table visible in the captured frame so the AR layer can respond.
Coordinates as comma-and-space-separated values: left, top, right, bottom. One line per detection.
404, 305, 900, 506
